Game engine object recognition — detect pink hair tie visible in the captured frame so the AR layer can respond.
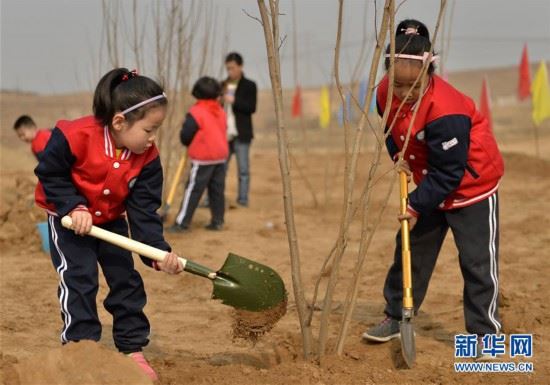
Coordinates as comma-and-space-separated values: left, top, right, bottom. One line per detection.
402, 27, 419, 35
121, 69, 139, 82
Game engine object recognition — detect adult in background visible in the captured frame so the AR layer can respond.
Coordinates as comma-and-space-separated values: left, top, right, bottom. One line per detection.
224, 52, 257, 207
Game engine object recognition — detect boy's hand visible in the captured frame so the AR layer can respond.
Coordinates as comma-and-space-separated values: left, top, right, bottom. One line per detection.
398, 212, 417, 230
396, 157, 412, 182
70, 209, 93, 235
157, 252, 184, 274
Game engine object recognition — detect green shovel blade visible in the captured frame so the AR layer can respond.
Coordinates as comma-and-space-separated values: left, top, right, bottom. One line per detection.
211, 253, 286, 311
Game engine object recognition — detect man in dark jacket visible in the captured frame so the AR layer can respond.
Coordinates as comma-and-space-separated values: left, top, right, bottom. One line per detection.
224, 52, 257, 207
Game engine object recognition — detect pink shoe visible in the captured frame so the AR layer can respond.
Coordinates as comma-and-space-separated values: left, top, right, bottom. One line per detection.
127, 352, 158, 381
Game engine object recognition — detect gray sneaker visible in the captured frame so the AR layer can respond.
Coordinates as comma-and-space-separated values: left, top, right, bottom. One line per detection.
362, 316, 400, 342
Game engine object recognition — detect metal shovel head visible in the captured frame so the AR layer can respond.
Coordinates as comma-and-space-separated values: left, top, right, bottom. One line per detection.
211, 253, 286, 312
400, 318, 416, 368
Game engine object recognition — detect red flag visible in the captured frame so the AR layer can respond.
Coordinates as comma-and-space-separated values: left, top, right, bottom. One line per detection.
292, 86, 302, 117
480, 77, 493, 131
518, 43, 531, 100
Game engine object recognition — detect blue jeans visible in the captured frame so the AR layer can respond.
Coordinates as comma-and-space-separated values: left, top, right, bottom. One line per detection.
228, 139, 250, 205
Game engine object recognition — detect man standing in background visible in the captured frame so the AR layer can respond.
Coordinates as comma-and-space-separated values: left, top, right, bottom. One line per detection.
224, 52, 257, 207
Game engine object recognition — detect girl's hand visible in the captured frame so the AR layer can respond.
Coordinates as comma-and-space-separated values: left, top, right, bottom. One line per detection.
398, 212, 417, 230
396, 157, 412, 182
157, 252, 184, 274
70, 209, 93, 235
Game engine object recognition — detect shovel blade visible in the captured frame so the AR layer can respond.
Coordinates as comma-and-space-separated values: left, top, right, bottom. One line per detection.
211, 253, 286, 312
400, 319, 416, 368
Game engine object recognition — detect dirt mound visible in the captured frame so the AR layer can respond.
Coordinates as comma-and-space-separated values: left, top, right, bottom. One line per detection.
0, 175, 45, 250
2, 341, 152, 385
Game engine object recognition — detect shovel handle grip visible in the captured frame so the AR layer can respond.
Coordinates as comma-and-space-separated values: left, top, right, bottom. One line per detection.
60, 216, 188, 269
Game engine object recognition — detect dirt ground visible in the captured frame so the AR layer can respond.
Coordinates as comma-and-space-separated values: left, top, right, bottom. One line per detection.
1, 67, 549, 384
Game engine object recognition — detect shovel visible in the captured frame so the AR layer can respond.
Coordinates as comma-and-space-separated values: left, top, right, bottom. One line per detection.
160, 153, 187, 223
399, 171, 416, 368
61, 216, 286, 312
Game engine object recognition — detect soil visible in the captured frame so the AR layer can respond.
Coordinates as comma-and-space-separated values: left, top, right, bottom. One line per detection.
1, 66, 549, 384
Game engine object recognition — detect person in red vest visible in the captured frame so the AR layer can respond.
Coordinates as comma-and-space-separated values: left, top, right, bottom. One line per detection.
34, 68, 183, 381
362, 19, 504, 360
171, 77, 228, 232
13, 115, 52, 160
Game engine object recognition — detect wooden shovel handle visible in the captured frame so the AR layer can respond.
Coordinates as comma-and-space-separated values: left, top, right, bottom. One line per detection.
60, 216, 188, 268
166, 153, 187, 206
399, 172, 413, 310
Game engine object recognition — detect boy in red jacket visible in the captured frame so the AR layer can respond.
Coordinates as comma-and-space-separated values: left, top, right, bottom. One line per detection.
13, 115, 52, 160
171, 77, 228, 232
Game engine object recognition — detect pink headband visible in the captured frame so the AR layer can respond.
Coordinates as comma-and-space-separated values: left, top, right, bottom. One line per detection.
121, 93, 167, 115
385, 52, 439, 64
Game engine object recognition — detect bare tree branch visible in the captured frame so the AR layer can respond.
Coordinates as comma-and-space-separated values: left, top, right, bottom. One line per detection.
257, 0, 314, 359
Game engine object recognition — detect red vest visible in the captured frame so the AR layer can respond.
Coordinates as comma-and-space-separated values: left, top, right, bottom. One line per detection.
378, 75, 504, 210
31, 129, 52, 156
188, 100, 228, 163
35, 116, 159, 224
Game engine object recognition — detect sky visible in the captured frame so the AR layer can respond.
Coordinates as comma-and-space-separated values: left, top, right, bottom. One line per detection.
1, 0, 549, 94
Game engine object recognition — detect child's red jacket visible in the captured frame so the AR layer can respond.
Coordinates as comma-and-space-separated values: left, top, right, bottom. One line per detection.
377, 75, 504, 216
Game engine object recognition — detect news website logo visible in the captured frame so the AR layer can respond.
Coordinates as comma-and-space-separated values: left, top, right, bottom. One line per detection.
454, 334, 533, 373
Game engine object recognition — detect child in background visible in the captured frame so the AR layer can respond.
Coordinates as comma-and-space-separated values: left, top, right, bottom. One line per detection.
35, 68, 183, 380
13, 115, 52, 160
171, 77, 228, 232
362, 20, 504, 361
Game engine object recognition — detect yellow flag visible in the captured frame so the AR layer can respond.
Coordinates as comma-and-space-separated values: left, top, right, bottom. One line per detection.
319, 86, 331, 129
531, 61, 550, 126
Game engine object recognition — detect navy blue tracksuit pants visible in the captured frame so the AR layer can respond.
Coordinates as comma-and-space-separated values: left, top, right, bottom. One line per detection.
383, 192, 501, 335
47, 215, 149, 353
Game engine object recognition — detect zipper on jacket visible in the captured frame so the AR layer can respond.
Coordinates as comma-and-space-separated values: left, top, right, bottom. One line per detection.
465, 163, 480, 179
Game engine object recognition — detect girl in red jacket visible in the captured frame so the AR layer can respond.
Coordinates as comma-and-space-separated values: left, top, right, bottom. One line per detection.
35, 68, 183, 380
362, 20, 504, 359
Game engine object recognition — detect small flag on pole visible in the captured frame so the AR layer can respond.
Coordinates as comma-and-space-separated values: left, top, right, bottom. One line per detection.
518, 44, 531, 101
479, 77, 493, 132
319, 86, 331, 129
337, 99, 344, 126
531, 61, 550, 126
291, 85, 302, 117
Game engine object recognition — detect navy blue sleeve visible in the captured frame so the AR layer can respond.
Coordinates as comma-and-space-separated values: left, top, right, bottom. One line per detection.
180, 113, 199, 146
385, 133, 400, 162
409, 115, 471, 215
126, 156, 171, 267
233, 81, 257, 114
34, 128, 87, 216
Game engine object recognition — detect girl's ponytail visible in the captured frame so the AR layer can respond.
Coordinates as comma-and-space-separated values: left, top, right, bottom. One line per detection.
93, 68, 129, 127
385, 19, 436, 75
93, 68, 166, 127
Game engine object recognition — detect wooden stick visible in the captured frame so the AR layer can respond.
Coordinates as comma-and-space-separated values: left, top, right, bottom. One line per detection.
257, 0, 314, 359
